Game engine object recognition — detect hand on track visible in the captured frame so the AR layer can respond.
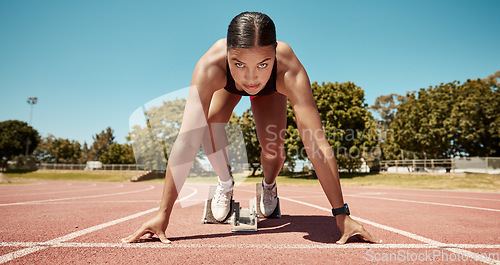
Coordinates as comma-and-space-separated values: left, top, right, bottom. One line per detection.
335, 214, 381, 244
121, 212, 170, 244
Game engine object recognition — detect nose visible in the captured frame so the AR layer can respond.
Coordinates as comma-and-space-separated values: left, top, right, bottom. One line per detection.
244, 68, 258, 82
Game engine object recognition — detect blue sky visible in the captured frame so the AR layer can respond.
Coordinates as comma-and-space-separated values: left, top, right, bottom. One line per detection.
1, 0, 499, 145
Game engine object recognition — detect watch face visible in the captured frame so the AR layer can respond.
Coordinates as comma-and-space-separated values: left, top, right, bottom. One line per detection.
345, 204, 350, 214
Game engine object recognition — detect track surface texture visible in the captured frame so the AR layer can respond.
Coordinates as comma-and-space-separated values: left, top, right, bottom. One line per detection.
0, 180, 499, 264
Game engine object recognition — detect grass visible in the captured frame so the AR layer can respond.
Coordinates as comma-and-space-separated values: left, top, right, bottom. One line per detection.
338, 173, 500, 192
2, 170, 499, 192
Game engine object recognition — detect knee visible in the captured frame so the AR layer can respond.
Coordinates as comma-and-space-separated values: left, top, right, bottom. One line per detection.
261, 143, 285, 165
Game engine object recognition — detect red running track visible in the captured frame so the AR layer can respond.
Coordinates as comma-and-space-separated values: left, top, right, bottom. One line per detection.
0, 181, 499, 264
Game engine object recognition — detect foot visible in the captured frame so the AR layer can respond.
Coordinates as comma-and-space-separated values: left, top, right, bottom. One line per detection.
260, 181, 278, 217
211, 183, 233, 221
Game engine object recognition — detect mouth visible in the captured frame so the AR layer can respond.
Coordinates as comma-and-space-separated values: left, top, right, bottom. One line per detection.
244, 84, 260, 90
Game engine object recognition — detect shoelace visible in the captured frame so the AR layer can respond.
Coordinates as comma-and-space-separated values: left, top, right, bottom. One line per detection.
214, 186, 232, 205
262, 186, 276, 204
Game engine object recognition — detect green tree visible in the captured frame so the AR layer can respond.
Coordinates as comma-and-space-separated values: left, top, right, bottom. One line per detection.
370, 93, 408, 126
34, 135, 81, 163
392, 78, 499, 158
79, 142, 90, 164
88, 127, 115, 161
0, 120, 40, 169
99, 143, 135, 164
286, 82, 378, 172
370, 94, 408, 160
237, 110, 261, 176
128, 98, 188, 170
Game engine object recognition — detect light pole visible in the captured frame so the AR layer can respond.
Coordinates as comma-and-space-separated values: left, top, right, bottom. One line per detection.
25, 97, 37, 156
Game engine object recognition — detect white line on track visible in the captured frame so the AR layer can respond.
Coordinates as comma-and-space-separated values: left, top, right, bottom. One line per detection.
346, 194, 500, 212
1, 242, 499, 249
0, 186, 198, 264
0, 183, 124, 198
278, 187, 500, 211
0, 185, 156, 206
278, 196, 500, 264
376, 192, 500, 202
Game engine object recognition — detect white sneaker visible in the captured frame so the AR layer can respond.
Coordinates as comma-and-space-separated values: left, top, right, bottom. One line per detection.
211, 183, 233, 221
260, 182, 278, 217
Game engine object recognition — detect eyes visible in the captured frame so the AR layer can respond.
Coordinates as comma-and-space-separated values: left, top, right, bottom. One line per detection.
235, 63, 268, 69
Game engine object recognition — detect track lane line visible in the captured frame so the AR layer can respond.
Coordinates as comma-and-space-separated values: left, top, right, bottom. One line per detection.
346, 194, 500, 212
0, 186, 198, 264
0, 183, 124, 198
1, 242, 499, 249
278, 195, 499, 264
0, 185, 156, 206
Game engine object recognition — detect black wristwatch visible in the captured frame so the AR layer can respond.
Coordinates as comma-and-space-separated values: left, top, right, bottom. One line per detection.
332, 203, 350, 216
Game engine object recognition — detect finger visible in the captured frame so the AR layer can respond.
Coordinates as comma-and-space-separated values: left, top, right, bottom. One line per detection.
145, 232, 154, 239
157, 231, 171, 244
336, 233, 351, 245
357, 229, 382, 244
121, 228, 147, 243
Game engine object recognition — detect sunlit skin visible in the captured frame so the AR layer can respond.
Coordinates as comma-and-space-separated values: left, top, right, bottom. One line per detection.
227, 46, 276, 95
121, 38, 381, 245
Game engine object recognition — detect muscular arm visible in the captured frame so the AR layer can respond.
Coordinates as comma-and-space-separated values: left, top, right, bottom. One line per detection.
279, 43, 380, 244
156, 40, 226, 213
122, 40, 227, 243
278, 43, 344, 209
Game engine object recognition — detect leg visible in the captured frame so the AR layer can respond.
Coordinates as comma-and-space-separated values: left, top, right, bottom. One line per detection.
251, 93, 287, 184
202, 89, 241, 182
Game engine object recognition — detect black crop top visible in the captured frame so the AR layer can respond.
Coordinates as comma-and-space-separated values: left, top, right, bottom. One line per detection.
224, 59, 277, 96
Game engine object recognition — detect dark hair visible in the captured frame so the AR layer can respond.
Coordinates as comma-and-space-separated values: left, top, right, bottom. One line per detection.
227, 12, 276, 50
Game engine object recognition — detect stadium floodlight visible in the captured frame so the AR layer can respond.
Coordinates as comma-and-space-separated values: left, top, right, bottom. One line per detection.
25, 97, 38, 156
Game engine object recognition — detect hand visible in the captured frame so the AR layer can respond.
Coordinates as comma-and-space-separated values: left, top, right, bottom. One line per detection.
121, 211, 171, 244
335, 214, 381, 244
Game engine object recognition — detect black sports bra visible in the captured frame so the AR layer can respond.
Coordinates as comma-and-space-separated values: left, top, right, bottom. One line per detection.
224, 59, 277, 96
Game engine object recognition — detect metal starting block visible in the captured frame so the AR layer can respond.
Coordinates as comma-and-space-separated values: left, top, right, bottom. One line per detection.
230, 199, 258, 232
201, 186, 233, 224
256, 183, 281, 218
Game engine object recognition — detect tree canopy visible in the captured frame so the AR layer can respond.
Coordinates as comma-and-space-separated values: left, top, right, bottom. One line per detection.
285, 81, 377, 172
0, 120, 40, 168
390, 78, 499, 158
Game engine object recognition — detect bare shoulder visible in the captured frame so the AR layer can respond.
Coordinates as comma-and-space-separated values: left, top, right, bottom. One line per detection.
275, 41, 311, 98
191, 38, 227, 91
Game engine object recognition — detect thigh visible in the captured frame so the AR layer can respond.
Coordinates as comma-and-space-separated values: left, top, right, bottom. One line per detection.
204, 89, 241, 152
208, 89, 242, 123
251, 93, 287, 148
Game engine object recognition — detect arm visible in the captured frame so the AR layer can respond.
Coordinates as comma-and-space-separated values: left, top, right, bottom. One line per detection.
122, 41, 226, 244
281, 43, 380, 244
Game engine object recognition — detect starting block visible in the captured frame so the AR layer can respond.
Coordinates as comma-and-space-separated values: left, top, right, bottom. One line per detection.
201, 186, 233, 224
201, 183, 282, 231
255, 183, 281, 219
230, 199, 258, 232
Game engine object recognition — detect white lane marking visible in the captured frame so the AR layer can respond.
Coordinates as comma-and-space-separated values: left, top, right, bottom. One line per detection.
0, 185, 156, 206
347, 194, 500, 212
379, 192, 500, 202
1, 242, 500, 249
258, 186, 500, 212
0, 183, 125, 198
279, 196, 500, 265
0, 186, 198, 264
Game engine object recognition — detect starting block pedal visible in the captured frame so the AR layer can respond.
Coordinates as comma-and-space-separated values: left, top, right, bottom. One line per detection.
230, 198, 258, 232
201, 186, 233, 224
255, 183, 281, 218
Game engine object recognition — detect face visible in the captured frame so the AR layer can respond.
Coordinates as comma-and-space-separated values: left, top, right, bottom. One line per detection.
227, 45, 276, 95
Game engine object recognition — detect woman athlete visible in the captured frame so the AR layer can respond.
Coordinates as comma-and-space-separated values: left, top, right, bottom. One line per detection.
122, 12, 380, 245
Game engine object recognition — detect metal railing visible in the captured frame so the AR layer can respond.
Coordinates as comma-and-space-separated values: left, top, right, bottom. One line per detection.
37, 163, 146, 171
380, 157, 500, 174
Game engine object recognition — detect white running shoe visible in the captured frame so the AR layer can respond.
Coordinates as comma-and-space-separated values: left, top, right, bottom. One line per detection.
260, 182, 278, 217
211, 183, 233, 222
